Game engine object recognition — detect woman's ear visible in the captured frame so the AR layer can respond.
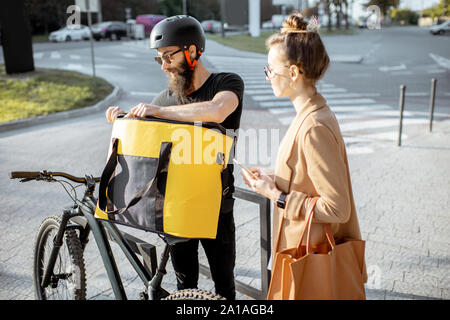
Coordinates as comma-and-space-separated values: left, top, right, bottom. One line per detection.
289, 65, 301, 82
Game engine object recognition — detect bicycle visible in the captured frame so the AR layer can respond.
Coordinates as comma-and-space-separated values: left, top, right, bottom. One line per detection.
9, 170, 224, 300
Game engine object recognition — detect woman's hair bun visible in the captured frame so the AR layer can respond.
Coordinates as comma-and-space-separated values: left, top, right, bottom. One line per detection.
282, 13, 308, 31
281, 14, 320, 34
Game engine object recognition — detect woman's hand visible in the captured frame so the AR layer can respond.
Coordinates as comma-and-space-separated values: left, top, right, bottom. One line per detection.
241, 167, 281, 202
105, 106, 124, 123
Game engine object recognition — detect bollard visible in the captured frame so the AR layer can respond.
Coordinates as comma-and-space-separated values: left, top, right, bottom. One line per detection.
398, 85, 406, 147
429, 78, 437, 132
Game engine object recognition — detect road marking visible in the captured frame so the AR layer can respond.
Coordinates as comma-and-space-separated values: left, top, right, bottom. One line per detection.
121, 53, 137, 58
96, 64, 124, 70
364, 131, 408, 142
66, 64, 84, 70
252, 95, 286, 102
350, 73, 372, 78
279, 116, 295, 126
268, 108, 294, 115
339, 118, 427, 132
335, 110, 414, 120
70, 55, 81, 60
130, 91, 159, 96
427, 69, 446, 74
33, 52, 44, 59
429, 53, 450, 70
391, 71, 413, 76
50, 51, 61, 59
331, 105, 393, 112
327, 98, 376, 105
379, 64, 406, 72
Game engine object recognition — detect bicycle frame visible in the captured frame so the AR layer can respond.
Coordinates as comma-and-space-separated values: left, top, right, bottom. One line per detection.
42, 176, 168, 300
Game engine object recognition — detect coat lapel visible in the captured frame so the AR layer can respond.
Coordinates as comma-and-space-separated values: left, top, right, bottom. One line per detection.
275, 93, 327, 190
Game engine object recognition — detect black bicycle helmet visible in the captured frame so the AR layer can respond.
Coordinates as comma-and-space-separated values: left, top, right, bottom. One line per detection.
150, 15, 205, 70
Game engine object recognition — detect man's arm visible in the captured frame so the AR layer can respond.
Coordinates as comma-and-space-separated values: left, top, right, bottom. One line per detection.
129, 90, 239, 123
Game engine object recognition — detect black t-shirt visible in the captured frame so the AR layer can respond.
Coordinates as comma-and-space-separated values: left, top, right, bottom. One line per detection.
151, 72, 244, 207
151, 72, 244, 130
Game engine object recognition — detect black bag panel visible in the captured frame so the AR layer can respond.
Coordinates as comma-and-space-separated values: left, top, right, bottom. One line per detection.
101, 141, 173, 233
108, 154, 163, 231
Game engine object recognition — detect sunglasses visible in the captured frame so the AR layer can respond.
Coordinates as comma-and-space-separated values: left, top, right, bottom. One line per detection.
154, 49, 183, 65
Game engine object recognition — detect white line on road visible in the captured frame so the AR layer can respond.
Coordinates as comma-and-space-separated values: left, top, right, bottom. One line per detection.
33, 52, 44, 59
379, 64, 406, 72
121, 53, 138, 58
96, 64, 125, 70
70, 55, 81, 60
429, 53, 450, 70
130, 91, 159, 96
327, 98, 376, 105
391, 71, 414, 76
339, 118, 427, 132
50, 51, 61, 59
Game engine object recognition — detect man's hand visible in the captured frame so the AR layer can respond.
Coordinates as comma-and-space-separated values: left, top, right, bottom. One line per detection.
105, 106, 125, 123
129, 103, 161, 118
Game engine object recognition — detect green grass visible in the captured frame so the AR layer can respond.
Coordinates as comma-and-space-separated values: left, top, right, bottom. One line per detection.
0, 65, 114, 123
207, 27, 359, 54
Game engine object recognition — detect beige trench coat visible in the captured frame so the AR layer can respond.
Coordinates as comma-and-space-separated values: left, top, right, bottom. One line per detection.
272, 92, 367, 281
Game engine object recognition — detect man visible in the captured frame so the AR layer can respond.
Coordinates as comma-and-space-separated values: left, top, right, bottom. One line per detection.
105, 15, 244, 300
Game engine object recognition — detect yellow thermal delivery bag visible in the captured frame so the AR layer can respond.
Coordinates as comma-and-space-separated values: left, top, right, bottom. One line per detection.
95, 115, 236, 239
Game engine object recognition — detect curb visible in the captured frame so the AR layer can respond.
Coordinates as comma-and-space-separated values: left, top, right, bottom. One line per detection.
0, 85, 122, 134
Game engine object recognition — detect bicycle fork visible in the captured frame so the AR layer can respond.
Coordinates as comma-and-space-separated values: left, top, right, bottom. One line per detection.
40, 208, 85, 289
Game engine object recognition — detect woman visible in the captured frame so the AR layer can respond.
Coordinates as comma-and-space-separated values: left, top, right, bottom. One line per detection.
241, 14, 367, 299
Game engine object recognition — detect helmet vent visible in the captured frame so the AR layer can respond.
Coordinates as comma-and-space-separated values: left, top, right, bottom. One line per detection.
155, 35, 163, 41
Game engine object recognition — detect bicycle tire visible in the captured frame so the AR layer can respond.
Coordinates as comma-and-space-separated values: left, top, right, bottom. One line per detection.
33, 215, 86, 300
164, 288, 225, 300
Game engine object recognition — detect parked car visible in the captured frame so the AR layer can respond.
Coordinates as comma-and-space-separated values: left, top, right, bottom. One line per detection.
91, 21, 127, 41
201, 20, 222, 33
430, 20, 450, 35
136, 14, 166, 36
48, 25, 90, 42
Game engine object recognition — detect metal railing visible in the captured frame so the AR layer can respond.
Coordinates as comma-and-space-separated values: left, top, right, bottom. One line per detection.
199, 186, 272, 300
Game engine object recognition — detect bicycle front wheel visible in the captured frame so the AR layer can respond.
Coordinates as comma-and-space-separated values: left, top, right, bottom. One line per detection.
33, 215, 86, 300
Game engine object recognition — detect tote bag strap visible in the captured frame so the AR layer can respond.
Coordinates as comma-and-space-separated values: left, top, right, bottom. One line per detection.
303, 199, 336, 254
97, 138, 172, 219
274, 196, 320, 253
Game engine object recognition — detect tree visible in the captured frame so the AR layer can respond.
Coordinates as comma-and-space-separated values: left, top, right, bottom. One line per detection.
0, 0, 34, 74
421, 0, 449, 19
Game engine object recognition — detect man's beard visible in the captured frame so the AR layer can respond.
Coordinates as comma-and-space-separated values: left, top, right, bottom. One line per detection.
166, 59, 195, 104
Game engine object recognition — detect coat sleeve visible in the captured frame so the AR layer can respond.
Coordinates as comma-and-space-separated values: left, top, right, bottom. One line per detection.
283, 124, 352, 224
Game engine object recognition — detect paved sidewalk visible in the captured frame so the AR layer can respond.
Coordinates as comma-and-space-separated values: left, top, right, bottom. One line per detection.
348, 119, 450, 299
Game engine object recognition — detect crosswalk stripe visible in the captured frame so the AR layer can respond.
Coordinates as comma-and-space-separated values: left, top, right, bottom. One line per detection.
33, 52, 44, 59
331, 105, 393, 112
260, 101, 292, 107
50, 51, 61, 59
327, 98, 376, 105
339, 118, 427, 132
364, 131, 408, 141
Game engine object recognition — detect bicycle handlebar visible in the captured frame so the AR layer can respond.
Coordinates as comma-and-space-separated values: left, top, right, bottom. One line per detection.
9, 170, 101, 184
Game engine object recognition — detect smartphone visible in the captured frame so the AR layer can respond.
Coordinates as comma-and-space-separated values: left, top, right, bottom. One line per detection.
232, 158, 258, 180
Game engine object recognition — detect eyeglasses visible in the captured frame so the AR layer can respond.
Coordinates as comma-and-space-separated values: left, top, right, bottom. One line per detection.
154, 49, 183, 65
264, 65, 302, 79
264, 65, 289, 79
